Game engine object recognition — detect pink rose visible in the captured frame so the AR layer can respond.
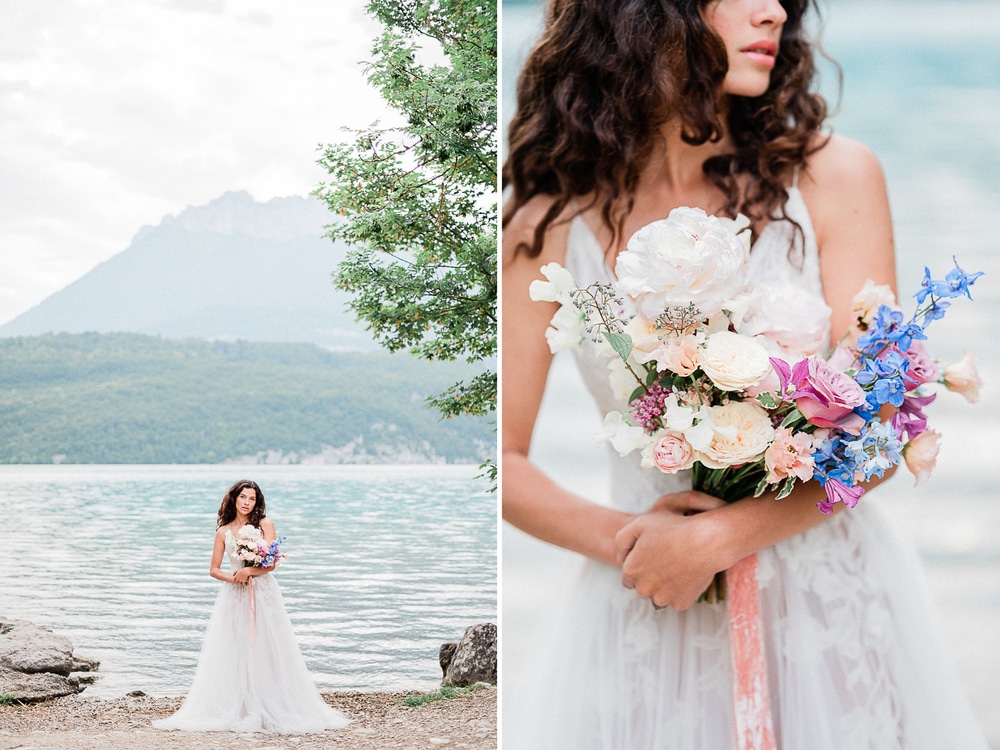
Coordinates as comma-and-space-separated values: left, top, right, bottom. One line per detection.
788, 357, 867, 435
647, 432, 696, 474
942, 350, 982, 404
900, 341, 938, 390
903, 428, 941, 486
763, 427, 816, 483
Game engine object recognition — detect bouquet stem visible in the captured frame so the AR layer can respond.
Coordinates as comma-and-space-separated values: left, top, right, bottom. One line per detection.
691, 463, 763, 604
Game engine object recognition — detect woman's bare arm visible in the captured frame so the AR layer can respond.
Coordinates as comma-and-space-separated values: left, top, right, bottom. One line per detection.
502, 197, 639, 565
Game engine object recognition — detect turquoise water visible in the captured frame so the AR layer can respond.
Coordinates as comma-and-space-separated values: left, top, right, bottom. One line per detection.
2, 464, 496, 697
502, 1, 1000, 744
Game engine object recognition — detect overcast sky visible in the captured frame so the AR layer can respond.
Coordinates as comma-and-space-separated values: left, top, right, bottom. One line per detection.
0, 0, 392, 325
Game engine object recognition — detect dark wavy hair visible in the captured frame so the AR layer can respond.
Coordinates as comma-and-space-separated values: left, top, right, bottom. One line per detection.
503, 0, 833, 256
216, 479, 267, 529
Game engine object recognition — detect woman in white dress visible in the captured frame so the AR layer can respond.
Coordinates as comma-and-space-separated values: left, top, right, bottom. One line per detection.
502, 0, 988, 748
154, 479, 350, 734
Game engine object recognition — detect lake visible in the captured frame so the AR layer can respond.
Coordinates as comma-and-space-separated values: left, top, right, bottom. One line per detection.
502, 0, 1000, 745
2, 464, 496, 697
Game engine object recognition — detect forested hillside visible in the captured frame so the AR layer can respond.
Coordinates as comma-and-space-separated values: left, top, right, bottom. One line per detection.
0, 333, 493, 465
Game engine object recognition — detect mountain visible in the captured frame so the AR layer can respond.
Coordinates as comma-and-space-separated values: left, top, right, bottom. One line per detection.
0, 192, 376, 350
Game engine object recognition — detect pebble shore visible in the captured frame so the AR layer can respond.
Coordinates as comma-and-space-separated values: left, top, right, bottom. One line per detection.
0, 688, 496, 750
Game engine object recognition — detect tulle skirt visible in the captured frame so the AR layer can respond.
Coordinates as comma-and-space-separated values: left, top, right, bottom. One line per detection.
153, 573, 350, 734
507, 502, 987, 750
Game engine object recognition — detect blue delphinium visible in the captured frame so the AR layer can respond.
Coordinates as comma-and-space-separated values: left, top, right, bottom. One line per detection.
844, 422, 904, 481
915, 256, 984, 305
854, 349, 910, 409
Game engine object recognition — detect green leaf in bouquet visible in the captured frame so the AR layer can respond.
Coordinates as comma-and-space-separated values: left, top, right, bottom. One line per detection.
779, 408, 804, 429
755, 391, 779, 409
776, 477, 797, 500
753, 475, 770, 498
603, 331, 633, 362
629, 385, 647, 402
645, 367, 658, 386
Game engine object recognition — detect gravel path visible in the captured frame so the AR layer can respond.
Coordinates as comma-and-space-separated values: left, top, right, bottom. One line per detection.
0, 688, 496, 750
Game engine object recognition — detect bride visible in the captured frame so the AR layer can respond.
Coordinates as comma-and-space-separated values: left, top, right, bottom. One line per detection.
502, 0, 988, 747
153, 479, 350, 734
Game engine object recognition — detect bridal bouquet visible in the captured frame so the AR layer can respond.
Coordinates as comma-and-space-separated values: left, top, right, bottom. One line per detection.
234, 524, 287, 569
530, 207, 983, 518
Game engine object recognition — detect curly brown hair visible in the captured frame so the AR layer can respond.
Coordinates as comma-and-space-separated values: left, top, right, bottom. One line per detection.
502, 0, 833, 256
216, 479, 267, 529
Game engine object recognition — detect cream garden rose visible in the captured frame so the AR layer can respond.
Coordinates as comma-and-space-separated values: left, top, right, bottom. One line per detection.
699, 331, 772, 391
615, 207, 751, 321
686, 400, 775, 468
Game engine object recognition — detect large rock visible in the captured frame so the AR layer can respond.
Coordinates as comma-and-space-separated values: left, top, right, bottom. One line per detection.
440, 623, 497, 687
0, 617, 75, 675
0, 665, 81, 702
0, 616, 99, 702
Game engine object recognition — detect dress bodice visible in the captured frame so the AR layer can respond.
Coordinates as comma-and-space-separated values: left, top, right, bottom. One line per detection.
224, 530, 239, 570
563, 188, 825, 512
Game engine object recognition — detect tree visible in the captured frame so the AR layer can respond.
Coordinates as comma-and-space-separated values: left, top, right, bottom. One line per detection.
315, 0, 497, 482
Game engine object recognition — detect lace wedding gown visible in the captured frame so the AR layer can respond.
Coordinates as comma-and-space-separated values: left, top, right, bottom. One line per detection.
511, 188, 988, 749
153, 529, 350, 734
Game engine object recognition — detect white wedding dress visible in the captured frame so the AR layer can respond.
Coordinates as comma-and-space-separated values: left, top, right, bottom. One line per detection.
511, 188, 988, 749
153, 529, 350, 734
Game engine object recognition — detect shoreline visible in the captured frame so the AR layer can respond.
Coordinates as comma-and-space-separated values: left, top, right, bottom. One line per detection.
0, 687, 496, 750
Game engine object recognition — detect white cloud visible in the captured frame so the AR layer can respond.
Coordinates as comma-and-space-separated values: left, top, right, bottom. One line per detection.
0, 0, 395, 324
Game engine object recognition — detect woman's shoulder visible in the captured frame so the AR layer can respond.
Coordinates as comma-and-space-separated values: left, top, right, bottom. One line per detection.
503, 193, 576, 267
801, 133, 886, 195
800, 133, 889, 240
259, 517, 275, 532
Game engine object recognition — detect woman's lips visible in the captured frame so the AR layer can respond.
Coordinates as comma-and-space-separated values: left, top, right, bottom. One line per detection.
741, 40, 778, 68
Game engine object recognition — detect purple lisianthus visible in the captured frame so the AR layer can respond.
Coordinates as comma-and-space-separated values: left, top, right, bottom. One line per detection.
817, 477, 865, 515
891, 392, 936, 442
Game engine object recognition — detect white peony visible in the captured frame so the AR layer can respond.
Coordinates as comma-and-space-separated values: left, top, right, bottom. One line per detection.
734, 281, 831, 361
699, 331, 773, 391
614, 207, 751, 322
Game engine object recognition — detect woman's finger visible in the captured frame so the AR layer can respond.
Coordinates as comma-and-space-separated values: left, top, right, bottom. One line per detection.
613, 521, 641, 565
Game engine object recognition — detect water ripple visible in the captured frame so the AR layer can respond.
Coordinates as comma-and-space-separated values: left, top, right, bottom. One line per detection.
3, 464, 496, 697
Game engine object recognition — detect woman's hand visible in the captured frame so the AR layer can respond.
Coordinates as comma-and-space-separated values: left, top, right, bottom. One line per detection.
614, 490, 730, 611
232, 567, 254, 585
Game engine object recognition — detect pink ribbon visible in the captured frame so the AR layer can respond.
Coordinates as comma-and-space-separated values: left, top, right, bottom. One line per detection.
728, 553, 776, 750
